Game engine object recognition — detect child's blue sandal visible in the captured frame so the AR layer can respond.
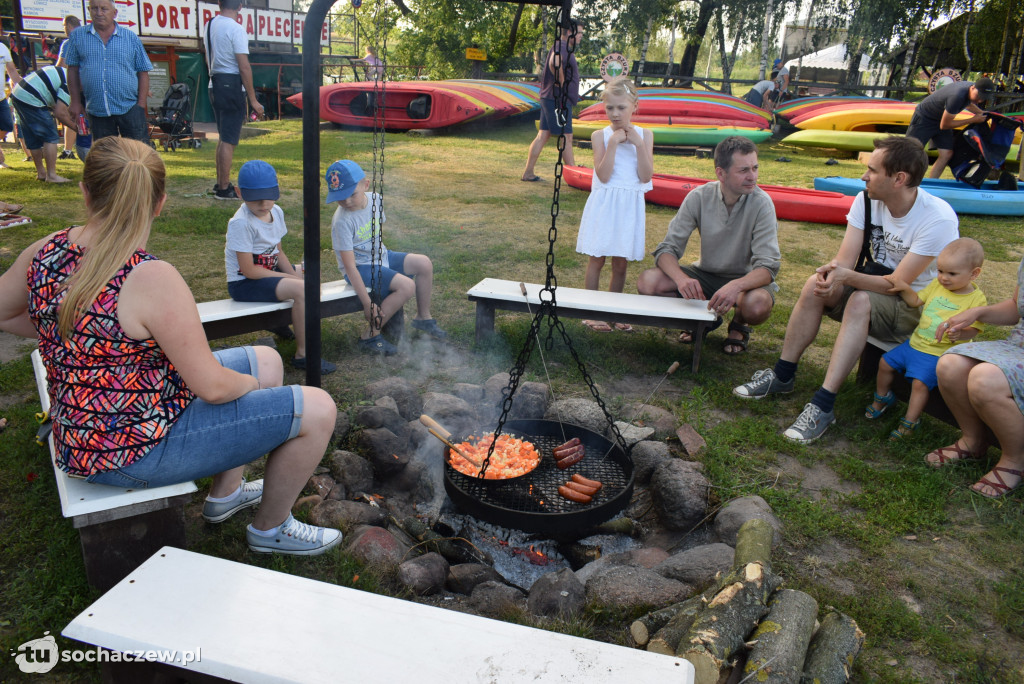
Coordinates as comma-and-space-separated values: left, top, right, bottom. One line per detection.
864, 391, 896, 419
889, 417, 920, 441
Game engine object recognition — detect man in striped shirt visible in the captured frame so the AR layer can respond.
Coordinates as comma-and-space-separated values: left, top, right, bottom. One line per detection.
10, 65, 75, 183
64, 0, 152, 143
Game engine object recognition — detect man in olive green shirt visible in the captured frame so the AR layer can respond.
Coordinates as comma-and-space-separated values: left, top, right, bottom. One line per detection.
637, 136, 780, 354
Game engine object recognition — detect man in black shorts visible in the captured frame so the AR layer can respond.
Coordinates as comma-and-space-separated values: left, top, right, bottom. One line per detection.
906, 76, 993, 179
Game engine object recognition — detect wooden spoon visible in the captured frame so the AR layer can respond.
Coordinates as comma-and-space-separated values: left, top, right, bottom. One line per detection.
419, 415, 483, 468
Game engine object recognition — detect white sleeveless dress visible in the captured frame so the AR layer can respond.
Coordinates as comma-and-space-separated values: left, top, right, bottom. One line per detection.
576, 126, 653, 261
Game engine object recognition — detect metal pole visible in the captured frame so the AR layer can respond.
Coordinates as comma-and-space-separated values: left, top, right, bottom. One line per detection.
301, 0, 335, 387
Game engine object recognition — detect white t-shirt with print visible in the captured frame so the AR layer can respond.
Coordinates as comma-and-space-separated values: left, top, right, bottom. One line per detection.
0, 43, 12, 102
330, 192, 389, 270
224, 204, 288, 283
845, 188, 959, 292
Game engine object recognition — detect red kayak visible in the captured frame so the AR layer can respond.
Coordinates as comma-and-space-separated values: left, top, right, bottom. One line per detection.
562, 166, 854, 225
288, 79, 540, 130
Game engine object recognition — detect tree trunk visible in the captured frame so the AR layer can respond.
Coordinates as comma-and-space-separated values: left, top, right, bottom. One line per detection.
668, 14, 678, 69
963, 0, 975, 75
757, 0, 776, 80
800, 611, 865, 684
996, 2, 1013, 75
636, 16, 655, 86
843, 37, 865, 90
508, 2, 525, 55
733, 518, 774, 570
679, 562, 783, 684
726, 10, 748, 95
743, 589, 819, 683
716, 6, 731, 94
645, 594, 707, 654
678, 0, 720, 84
1011, 18, 1024, 82
901, 26, 920, 90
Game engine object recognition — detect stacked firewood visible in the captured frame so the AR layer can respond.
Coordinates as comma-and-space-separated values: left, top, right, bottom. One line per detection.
630, 519, 864, 684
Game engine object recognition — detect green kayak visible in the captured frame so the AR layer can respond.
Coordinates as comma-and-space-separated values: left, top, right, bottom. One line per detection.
544, 120, 773, 146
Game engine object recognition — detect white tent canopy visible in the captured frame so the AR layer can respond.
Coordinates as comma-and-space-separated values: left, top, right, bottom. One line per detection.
785, 43, 874, 71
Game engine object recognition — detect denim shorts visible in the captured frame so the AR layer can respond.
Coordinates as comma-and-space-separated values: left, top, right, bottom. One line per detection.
11, 99, 59, 150
0, 99, 13, 133
538, 97, 573, 135
882, 339, 940, 389
349, 251, 408, 293
210, 73, 245, 146
89, 105, 149, 144
85, 346, 304, 489
228, 276, 284, 302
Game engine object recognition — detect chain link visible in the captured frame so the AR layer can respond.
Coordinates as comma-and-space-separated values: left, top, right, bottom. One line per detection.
368, 0, 387, 334
482, 10, 628, 476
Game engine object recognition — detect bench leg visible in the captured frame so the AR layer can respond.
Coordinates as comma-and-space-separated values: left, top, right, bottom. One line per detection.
78, 503, 188, 592
691, 321, 713, 373
475, 303, 496, 344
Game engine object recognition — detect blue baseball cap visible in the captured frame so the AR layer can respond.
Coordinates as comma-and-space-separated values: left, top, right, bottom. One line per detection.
237, 160, 280, 201
773, 58, 782, 67
325, 160, 365, 204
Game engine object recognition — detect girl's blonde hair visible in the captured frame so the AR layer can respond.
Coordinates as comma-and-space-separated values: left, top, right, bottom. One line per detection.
58, 137, 166, 338
602, 76, 639, 104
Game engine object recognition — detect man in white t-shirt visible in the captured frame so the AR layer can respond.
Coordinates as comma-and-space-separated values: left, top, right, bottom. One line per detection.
733, 136, 959, 444
205, 0, 264, 200
0, 34, 23, 168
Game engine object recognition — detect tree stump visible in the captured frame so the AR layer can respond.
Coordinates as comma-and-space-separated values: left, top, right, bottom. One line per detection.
744, 589, 819, 683
800, 611, 865, 684
733, 518, 774, 571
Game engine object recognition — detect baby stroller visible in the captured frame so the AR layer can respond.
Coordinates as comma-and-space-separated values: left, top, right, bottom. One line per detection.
949, 111, 1023, 190
154, 80, 200, 152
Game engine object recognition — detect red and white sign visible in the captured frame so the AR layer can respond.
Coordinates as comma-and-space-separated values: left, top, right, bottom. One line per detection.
140, 0, 196, 38
20, 0, 86, 33
197, 2, 328, 46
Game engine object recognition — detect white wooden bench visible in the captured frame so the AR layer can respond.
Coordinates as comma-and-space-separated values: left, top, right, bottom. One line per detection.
63, 546, 694, 683
197, 279, 363, 340
31, 350, 197, 591
468, 278, 719, 372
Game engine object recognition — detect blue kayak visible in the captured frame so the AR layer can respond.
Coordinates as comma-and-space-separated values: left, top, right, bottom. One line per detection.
813, 176, 1024, 216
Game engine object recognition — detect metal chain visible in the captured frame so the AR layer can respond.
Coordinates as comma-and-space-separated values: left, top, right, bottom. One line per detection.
368, 0, 387, 334
482, 11, 629, 475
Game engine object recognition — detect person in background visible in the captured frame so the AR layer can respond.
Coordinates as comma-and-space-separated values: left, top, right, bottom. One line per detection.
360, 46, 384, 81
576, 77, 653, 333
906, 77, 994, 179
0, 26, 23, 169
521, 19, 584, 182
743, 79, 776, 112
56, 14, 82, 160
204, 0, 265, 200
9, 65, 74, 183
771, 58, 789, 100
732, 136, 959, 444
0, 137, 343, 555
65, 0, 153, 143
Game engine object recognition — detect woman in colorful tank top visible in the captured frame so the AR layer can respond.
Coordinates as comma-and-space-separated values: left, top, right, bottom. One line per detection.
0, 137, 342, 556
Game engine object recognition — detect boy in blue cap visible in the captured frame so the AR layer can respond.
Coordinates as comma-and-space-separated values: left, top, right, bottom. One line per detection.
226, 160, 336, 373
326, 159, 446, 355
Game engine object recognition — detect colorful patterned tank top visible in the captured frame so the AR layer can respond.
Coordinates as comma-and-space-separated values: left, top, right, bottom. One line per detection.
27, 230, 195, 476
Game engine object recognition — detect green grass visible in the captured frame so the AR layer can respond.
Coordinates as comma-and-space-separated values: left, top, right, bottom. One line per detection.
2, 119, 1024, 682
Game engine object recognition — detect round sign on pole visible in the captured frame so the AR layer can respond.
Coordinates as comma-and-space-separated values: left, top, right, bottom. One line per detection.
600, 53, 630, 82
928, 68, 961, 93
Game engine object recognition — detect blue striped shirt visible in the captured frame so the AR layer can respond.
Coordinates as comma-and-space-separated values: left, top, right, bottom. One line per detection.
63, 24, 152, 117
11, 66, 71, 109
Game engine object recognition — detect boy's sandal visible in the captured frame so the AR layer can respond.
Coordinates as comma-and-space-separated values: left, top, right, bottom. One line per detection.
722, 321, 751, 355
888, 417, 920, 441
864, 391, 896, 419
924, 441, 984, 468
971, 466, 1024, 498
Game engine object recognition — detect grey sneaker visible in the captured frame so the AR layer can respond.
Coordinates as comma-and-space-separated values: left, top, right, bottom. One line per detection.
783, 404, 836, 444
246, 515, 343, 556
733, 368, 795, 399
202, 479, 263, 523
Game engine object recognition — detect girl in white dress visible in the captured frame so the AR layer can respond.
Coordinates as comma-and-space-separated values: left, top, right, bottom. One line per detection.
576, 77, 654, 332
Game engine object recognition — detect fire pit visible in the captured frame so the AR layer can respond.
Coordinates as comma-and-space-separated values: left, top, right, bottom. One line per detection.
443, 419, 634, 535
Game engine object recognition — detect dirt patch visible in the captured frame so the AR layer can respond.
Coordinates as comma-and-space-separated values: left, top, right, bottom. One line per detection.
0, 331, 33, 364
774, 453, 863, 500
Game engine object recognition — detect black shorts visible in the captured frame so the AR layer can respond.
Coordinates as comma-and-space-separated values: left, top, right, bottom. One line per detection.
906, 112, 953, 151
210, 73, 245, 146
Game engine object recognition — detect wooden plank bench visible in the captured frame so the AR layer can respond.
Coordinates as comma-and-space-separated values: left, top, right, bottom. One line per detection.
63, 546, 694, 684
197, 279, 363, 341
31, 350, 197, 592
467, 278, 718, 372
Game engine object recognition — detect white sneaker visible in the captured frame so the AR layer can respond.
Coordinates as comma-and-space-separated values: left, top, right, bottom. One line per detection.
201, 479, 263, 523
783, 404, 836, 444
246, 515, 342, 556
733, 368, 795, 399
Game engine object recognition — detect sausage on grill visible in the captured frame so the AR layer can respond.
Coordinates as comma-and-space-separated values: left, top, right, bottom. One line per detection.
558, 485, 592, 504
556, 450, 585, 469
565, 480, 600, 496
571, 473, 603, 490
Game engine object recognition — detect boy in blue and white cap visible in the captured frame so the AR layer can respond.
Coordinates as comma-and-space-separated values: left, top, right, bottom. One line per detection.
225, 160, 336, 373
326, 159, 446, 355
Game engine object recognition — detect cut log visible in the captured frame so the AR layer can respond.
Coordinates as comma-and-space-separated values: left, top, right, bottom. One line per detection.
678, 561, 783, 684
645, 595, 706, 654
744, 589, 819, 683
800, 611, 864, 684
395, 516, 491, 565
733, 518, 774, 571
